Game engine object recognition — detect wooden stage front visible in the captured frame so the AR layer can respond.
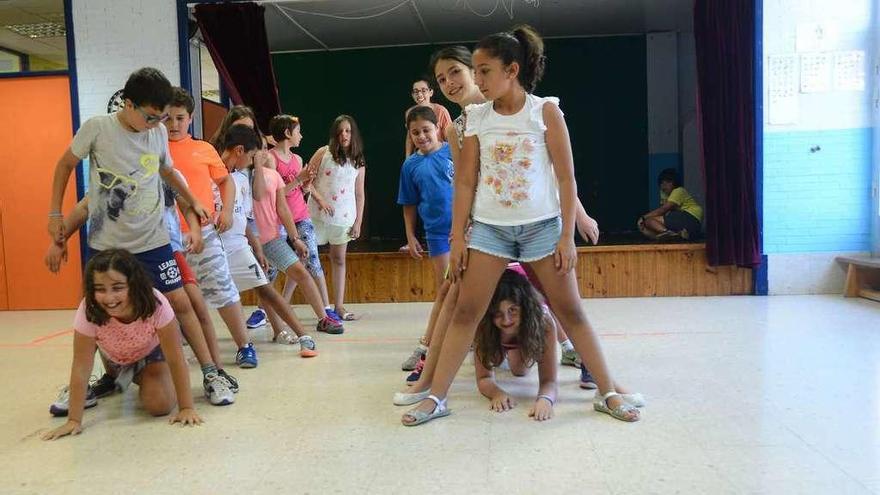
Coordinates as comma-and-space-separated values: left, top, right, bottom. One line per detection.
241, 241, 753, 305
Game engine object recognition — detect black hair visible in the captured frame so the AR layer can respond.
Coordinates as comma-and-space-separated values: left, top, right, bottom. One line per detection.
170, 86, 195, 114
658, 168, 680, 187
122, 67, 173, 110
223, 124, 261, 152
269, 114, 300, 143
429, 45, 473, 77
406, 105, 438, 128
474, 25, 546, 93
84, 249, 158, 326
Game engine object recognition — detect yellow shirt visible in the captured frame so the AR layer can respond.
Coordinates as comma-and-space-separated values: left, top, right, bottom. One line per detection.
660, 187, 703, 222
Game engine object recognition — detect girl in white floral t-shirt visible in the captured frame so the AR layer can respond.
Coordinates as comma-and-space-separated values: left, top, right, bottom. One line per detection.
305, 115, 366, 321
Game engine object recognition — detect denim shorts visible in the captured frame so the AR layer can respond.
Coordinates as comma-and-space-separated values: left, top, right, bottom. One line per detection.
263, 236, 300, 272
468, 216, 561, 262
103, 345, 165, 392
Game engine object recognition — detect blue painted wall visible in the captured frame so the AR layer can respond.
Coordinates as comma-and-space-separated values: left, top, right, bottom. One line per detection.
763, 127, 873, 253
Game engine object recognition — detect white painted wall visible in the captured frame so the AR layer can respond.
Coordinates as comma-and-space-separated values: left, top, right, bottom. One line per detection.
71, 0, 179, 123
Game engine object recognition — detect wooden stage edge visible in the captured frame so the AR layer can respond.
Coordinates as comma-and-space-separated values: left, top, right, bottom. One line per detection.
241, 242, 753, 305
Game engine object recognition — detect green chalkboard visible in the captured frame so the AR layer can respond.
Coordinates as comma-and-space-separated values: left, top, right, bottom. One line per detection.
272, 36, 646, 240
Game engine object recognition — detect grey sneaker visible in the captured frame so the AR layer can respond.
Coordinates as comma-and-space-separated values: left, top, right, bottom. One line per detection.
50, 386, 98, 417
401, 346, 427, 371
560, 348, 582, 368
299, 335, 318, 357
204, 372, 235, 406
218, 368, 239, 393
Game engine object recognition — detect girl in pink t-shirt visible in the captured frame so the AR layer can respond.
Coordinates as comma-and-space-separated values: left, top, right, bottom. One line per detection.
267, 115, 332, 317
43, 250, 202, 440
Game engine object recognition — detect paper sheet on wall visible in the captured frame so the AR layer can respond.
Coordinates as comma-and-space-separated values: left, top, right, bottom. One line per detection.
833, 51, 865, 91
800, 53, 832, 93
767, 55, 799, 124
796, 23, 838, 52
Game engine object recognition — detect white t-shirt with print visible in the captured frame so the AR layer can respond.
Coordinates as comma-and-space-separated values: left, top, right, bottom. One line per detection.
464, 94, 561, 226
70, 113, 173, 253
217, 169, 253, 254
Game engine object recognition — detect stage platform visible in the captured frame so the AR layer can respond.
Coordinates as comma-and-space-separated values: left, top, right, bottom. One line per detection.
241, 235, 754, 305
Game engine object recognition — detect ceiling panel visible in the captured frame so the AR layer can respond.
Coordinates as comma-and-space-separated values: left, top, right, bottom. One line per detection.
262, 0, 694, 53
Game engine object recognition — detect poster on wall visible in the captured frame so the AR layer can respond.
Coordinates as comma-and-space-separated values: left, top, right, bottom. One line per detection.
833, 51, 865, 91
800, 53, 832, 93
768, 54, 799, 125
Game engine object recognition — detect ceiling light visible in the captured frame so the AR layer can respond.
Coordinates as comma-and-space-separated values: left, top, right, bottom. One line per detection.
4, 22, 66, 39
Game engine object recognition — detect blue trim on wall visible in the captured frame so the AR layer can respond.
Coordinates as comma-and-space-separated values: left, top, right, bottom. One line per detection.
177, 0, 192, 93
63, 0, 89, 266
754, 0, 766, 295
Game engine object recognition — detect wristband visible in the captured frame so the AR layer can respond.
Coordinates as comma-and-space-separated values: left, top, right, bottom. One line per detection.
537, 395, 554, 406
48, 212, 63, 218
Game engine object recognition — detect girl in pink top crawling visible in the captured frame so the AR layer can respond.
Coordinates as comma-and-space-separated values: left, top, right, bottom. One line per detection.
43, 249, 202, 440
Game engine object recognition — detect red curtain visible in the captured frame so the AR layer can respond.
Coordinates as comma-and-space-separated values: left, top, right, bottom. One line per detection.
694, 0, 762, 268
194, 2, 281, 132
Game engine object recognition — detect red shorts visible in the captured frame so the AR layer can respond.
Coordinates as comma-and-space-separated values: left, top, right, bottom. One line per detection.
173, 251, 198, 286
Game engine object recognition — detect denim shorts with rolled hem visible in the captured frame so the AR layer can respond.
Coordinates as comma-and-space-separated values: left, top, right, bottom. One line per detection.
426, 234, 451, 258
103, 345, 165, 392
467, 216, 561, 262
263, 236, 300, 272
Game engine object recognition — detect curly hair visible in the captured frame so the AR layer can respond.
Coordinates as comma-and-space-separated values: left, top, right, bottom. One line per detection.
84, 249, 158, 326
474, 269, 548, 369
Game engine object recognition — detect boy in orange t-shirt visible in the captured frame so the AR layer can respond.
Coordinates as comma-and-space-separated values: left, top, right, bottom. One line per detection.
166, 87, 259, 369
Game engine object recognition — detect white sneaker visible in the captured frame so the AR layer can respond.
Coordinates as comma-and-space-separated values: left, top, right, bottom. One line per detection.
204, 372, 235, 406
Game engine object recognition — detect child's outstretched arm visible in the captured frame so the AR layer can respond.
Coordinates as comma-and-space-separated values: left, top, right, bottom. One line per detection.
45, 198, 89, 273
160, 166, 209, 224
213, 174, 235, 233
174, 194, 204, 254
156, 320, 202, 426
575, 199, 599, 245
48, 149, 82, 244
475, 355, 517, 412
529, 316, 559, 422
244, 223, 268, 271
401, 205, 423, 259
350, 166, 366, 239
275, 187, 309, 260
543, 102, 578, 275
449, 133, 480, 281
43, 333, 97, 440
251, 151, 271, 201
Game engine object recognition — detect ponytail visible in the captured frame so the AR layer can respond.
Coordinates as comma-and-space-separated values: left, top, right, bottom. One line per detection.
475, 24, 546, 92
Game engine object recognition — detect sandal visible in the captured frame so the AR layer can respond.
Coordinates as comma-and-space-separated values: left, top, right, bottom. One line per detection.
593, 391, 641, 422
272, 329, 299, 345
401, 394, 450, 426
393, 389, 431, 406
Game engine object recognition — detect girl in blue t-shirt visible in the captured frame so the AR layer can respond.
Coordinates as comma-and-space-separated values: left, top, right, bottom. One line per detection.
398, 106, 454, 293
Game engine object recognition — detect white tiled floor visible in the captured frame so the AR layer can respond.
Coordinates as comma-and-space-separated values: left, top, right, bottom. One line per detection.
1, 295, 878, 494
